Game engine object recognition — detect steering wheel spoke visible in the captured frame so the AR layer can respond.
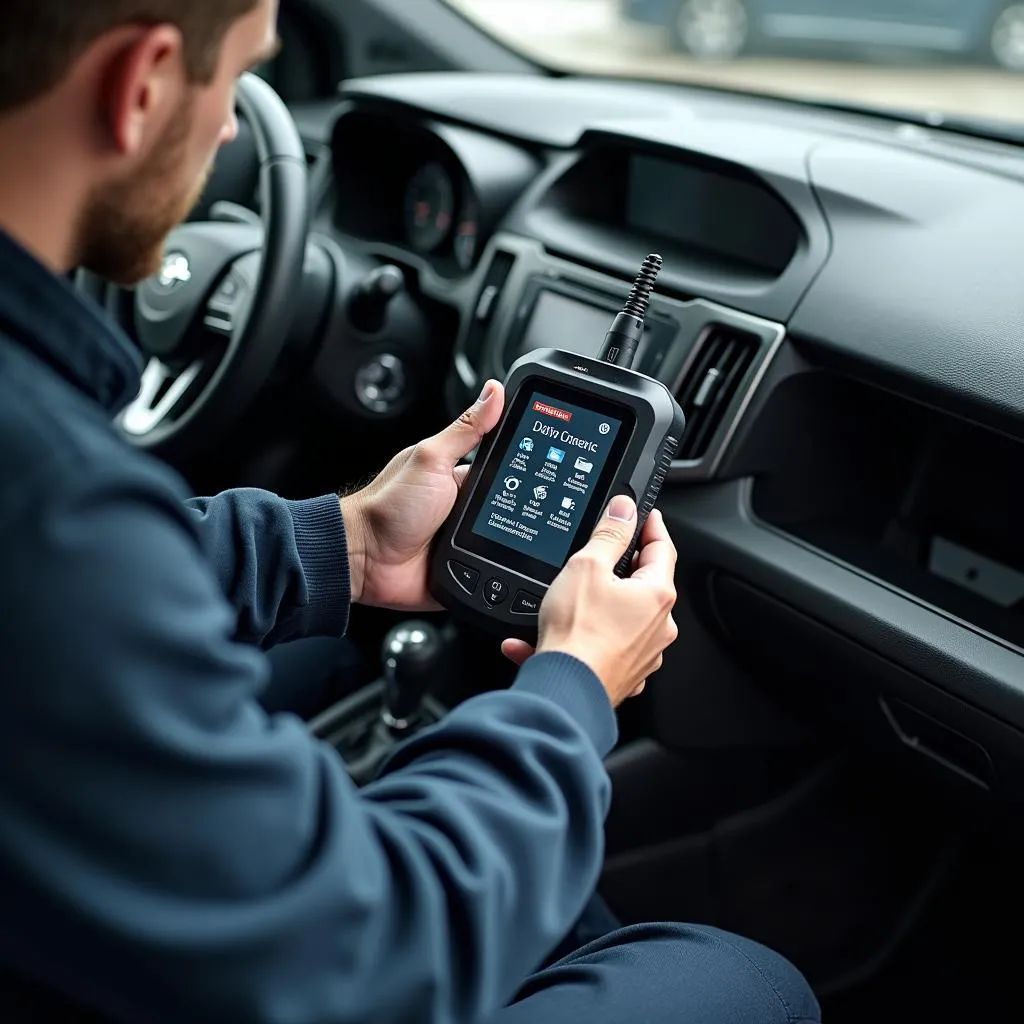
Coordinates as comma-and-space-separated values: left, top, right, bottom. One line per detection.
202, 254, 260, 340
119, 359, 205, 437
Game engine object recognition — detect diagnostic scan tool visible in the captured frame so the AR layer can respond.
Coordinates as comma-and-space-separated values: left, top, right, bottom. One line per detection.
429, 256, 685, 637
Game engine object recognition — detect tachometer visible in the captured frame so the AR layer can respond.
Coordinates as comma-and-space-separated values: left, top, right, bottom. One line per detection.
404, 162, 454, 254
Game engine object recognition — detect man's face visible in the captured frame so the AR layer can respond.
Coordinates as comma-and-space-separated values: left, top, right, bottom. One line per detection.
79, 0, 279, 286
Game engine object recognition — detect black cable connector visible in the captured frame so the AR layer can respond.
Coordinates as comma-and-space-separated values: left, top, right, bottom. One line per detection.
599, 254, 663, 370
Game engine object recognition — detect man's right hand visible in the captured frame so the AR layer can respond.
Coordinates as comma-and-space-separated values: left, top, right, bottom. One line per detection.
502, 495, 679, 707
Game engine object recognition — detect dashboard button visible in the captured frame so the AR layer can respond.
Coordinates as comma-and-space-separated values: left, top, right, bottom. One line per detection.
511, 591, 542, 616
448, 561, 480, 595
484, 577, 509, 607
217, 274, 240, 302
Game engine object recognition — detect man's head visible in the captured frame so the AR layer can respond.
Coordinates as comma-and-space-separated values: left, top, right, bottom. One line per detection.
0, 0, 280, 283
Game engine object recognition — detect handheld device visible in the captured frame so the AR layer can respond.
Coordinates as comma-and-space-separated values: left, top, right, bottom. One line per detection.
429, 255, 685, 638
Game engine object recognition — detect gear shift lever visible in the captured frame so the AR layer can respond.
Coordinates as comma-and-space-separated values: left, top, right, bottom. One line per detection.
381, 621, 444, 732
310, 620, 449, 785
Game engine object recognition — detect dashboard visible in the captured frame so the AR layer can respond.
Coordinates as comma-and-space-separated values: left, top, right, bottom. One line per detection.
305, 71, 1024, 811
329, 106, 540, 277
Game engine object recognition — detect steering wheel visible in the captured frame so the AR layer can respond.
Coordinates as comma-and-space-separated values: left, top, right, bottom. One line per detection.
79, 73, 310, 457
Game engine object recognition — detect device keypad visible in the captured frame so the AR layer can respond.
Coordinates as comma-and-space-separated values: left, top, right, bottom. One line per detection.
484, 577, 509, 607
511, 591, 542, 616
448, 561, 480, 595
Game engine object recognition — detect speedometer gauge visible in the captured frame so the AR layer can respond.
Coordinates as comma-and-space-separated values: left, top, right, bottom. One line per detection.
404, 162, 454, 254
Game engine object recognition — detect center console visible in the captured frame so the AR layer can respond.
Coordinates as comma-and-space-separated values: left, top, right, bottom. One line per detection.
311, 621, 449, 785
451, 233, 786, 485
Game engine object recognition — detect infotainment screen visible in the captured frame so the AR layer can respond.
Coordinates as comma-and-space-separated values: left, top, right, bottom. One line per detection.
626, 155, 798, 273
456, 380, 635, 581
516, 290, 652, 367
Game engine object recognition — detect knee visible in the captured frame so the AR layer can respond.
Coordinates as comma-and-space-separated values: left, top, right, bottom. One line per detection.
570, 923, 819, 1024
647, 924, 820, 1024
510, 922, 819, 1023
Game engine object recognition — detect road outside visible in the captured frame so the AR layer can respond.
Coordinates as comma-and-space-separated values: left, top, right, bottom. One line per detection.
447, 0, 1024, 124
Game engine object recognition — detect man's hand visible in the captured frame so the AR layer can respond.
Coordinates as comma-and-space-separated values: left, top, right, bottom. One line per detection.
340, 380, 504, 611
502, 498, 678, 705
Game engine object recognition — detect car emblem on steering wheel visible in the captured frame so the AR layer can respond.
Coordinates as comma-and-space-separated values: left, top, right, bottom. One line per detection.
156, 252, 192, 291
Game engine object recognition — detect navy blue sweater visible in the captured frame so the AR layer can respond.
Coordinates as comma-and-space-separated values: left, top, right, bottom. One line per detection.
0, 230, 617, 1023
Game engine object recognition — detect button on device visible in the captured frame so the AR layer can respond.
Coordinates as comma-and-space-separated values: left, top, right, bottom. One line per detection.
511, 591, 542, 616
484, 577, 508, 607
448, 561, 480, 595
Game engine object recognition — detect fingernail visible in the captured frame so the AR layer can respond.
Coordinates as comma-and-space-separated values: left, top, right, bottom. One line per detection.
474, 381, 494, 407
607, 495, 635, 522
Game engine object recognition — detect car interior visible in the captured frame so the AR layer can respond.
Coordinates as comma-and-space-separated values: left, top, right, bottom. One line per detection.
78, 0, 1024, 1019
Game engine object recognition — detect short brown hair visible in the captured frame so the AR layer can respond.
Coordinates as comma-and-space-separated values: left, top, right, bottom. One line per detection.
0, 0, 258, 114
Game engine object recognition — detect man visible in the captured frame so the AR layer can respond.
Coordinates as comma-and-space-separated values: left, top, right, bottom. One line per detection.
0, 0, 821, 1021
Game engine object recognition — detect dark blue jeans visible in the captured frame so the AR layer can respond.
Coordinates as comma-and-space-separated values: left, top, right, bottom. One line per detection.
267, 640, 821, 1024
499, 923, 820, 1023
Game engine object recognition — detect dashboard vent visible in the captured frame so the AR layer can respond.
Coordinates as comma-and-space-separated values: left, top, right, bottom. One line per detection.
463, 250, 516, 370
675, 327, 760, 462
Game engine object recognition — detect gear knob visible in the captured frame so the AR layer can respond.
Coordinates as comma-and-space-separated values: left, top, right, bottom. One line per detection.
381, 621, 444, 730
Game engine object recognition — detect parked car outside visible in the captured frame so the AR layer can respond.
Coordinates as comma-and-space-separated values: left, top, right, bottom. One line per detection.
620, 0, 1024, 69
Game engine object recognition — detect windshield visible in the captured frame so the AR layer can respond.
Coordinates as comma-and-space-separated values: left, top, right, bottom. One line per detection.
446, 0, 1024, 127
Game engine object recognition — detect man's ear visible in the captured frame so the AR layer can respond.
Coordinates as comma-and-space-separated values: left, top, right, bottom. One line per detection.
100, 25, 188, 158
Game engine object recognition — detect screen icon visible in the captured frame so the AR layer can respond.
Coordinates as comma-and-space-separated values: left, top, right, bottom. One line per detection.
533, 485, 548, 500
561, 497, 576, 512
546, 447, 566, 464
504, 476, 521, 491
519, 437, 534, 452
598, 423, 611, 435
574, 457, 594, 474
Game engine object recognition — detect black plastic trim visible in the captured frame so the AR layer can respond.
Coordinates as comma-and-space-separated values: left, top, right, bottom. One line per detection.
662, 478, 1024, 733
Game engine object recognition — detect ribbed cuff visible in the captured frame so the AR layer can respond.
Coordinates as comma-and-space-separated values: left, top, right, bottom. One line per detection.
512, 652, 618, 758
286, 495, 351, 638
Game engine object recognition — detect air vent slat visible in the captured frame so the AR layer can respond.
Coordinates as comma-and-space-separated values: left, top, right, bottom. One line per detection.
463, 251, 516, 370
677, 334, 727, 410
676, 328, 761, 462
682, 337, 742, 458
683, 343, 755, 459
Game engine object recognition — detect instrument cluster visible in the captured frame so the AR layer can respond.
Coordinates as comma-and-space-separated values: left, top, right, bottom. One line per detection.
330, 107, 539, 278
402, 160, 480, 273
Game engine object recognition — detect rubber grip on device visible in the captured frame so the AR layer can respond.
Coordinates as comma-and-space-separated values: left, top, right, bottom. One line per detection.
614, 435, 679, 578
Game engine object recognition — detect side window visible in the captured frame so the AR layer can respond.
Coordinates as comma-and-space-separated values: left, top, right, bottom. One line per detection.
257, 1, 346, 102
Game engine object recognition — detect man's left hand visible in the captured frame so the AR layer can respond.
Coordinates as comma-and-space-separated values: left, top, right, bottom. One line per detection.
340, 380, 504, 611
